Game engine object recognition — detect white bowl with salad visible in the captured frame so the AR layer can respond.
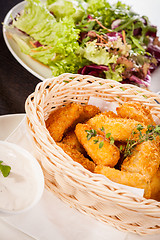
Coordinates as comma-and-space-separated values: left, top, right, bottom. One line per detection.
3, 0, 160, 89
0, 141, 44, 216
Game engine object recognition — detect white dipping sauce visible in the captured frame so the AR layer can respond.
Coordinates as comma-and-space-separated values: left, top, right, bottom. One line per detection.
0, 142, 44, 212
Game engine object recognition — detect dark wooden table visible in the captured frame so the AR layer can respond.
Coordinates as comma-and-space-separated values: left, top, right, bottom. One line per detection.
0, 0, 40, 115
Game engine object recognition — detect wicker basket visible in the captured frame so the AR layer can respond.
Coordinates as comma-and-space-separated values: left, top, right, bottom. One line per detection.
25, 73, 160, 235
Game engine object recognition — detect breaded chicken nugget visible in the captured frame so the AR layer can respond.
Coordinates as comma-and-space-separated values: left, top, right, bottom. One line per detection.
72, 105, 101, 128
46, 103, 83, 142
62, 130, 86, 155
87, 114, 146, 142
102, 111, 118, 118
57, 142, 95, 172
80, 105, 101, 122
116, 102, 155, 125
150, 168, 160, 201
121, 140, 160, 179
75, 123, 120, 167
95, 165, 151, 198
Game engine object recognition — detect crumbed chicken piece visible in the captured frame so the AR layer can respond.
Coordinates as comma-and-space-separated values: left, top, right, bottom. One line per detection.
62, 130, 86, 155
87, 114, 146, 142
46, 103, 101, 142
57, 142, 95, 172
94, 165, 151, 199
75, 123, 120, 167
79, 104, 101, 122
72, 104, 101, 128
102, 111, 118, 118
46, 103, 84, 142
121, 140, 160, 179
150, 168, 160, 201
116, 102, 155, 125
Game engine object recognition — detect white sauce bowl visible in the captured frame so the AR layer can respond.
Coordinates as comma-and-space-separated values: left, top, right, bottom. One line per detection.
0, 141, 44, 216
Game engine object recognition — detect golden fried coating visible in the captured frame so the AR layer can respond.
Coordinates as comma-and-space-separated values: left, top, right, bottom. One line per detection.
62, 130, 86, 155
95, 165, 151, 198
87, 114, 145, 142
46, 103, 101, 142
46, 103, 83, 142
80, 105, 101, 122
121, 140, 160, 179
102, 111, 118, 118
150, 168, 160, 201
72, 105, 101, 127
75, 123, 120, 167
57, 142, 95, 172
116, 102, 155, 125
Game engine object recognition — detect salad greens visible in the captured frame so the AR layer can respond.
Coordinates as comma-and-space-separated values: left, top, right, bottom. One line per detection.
8, 0, 160, 87
47, 0, 87, 22
12, 0, 85, 75
80, 41, 118, 65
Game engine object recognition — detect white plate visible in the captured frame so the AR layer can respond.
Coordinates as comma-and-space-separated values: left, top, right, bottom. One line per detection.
3, 0, 160, 92
0, 114, 25, 140
3, 1, 52, 81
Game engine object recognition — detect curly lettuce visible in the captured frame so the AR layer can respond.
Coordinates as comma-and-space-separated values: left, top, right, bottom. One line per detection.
13, 0, 79, 54
105, 65, 124, 82
86, 0, 132, 27
47, 0, 87, 22
80, 41, 118, 65
12, 0, 84, 75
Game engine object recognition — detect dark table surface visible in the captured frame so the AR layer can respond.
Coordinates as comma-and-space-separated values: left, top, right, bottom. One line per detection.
0, 0, 40, 115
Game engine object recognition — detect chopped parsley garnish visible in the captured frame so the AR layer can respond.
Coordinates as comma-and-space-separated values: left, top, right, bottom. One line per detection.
0, 161, 11, 177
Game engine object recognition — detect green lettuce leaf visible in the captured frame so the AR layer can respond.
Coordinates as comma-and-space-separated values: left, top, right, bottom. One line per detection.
13, 0, 80, 55
12, 0, 83, 75
10, 33, 32, 54
49, 54, 89, 76
105, 65, 124, 82
47, 0, 87, 22
86, 0, 131, 27
87, 0, 111, 19
13, 0, 56, 44
11, 31, 87, 76
80, 41, 118, 65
